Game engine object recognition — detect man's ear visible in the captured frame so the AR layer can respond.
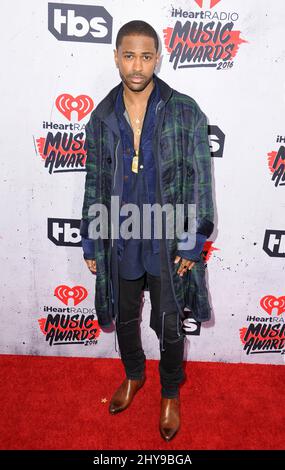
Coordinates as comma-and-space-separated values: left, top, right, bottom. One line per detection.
113, 49, 118, 68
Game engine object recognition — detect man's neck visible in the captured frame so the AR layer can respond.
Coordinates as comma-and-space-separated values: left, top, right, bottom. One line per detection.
123, 77, 154, 107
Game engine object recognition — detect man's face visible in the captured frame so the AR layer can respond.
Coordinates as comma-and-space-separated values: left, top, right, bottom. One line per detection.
114, 34, 160, 93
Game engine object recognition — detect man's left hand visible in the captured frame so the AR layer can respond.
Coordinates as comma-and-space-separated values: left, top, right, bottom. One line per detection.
174, 256, 196, 277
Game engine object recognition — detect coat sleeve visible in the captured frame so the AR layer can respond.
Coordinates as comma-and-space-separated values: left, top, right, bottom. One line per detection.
80, 113, 97, 260
177, 232, 207, 262
177, 105, 214, 260
192, 106, 214, 238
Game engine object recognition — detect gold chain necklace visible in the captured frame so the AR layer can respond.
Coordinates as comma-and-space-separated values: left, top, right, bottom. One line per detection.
123, 91, 147, 173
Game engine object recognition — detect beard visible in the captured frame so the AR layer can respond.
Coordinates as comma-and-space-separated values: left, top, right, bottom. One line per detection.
119, 70, 154, 93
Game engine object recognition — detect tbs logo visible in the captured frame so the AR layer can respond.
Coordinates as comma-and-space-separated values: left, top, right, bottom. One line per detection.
209, 125, 225, 159
182, 309, 201, 336
48, 218, 81, 247
48, 3, 113, 43
263, 229, 285, 258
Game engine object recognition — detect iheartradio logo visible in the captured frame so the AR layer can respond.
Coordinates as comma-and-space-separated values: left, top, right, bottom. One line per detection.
55, 94, 94, 121
54, 285, 88, 306
194, 0, 221, 8
260, 295, 285, 316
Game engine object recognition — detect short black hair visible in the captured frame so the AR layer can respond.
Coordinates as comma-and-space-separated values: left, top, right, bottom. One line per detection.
116, 20, 159, 52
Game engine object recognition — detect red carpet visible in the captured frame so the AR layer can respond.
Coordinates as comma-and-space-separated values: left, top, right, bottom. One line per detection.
0, 355, 284, 450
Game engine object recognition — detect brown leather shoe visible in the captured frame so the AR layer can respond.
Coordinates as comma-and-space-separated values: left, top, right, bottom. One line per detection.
109, 376, 146, 414
159, 396, 180, 441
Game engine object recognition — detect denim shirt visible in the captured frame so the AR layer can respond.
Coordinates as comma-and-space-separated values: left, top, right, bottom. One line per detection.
114, 76, 161, 279
81, 76, 207, 269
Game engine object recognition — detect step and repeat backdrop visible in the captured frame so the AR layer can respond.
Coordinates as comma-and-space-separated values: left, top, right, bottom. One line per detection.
1, 0, 284, 364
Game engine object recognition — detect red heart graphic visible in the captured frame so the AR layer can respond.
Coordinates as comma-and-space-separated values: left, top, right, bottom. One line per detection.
194, 0, 221, 8
55, 94, 94, 121
54, 285, 88, 306
260, 295, 285, 316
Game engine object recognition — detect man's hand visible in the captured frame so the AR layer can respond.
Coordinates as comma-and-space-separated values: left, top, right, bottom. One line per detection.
174, 256, 196, 277
85, 259, 97, 274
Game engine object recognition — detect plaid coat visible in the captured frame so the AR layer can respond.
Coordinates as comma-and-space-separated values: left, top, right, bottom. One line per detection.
80, 73, 214, 328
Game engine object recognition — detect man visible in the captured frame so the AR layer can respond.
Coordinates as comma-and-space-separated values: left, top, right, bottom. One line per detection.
80, 20, 214, 441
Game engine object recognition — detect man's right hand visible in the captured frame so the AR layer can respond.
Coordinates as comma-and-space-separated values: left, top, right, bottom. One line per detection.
84, 259, 97, 274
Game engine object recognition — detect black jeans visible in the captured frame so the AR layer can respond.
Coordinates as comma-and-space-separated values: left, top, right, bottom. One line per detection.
116, 272, 186, 398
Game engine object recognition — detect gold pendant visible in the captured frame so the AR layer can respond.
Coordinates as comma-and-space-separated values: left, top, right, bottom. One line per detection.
132, 150, 139, 173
